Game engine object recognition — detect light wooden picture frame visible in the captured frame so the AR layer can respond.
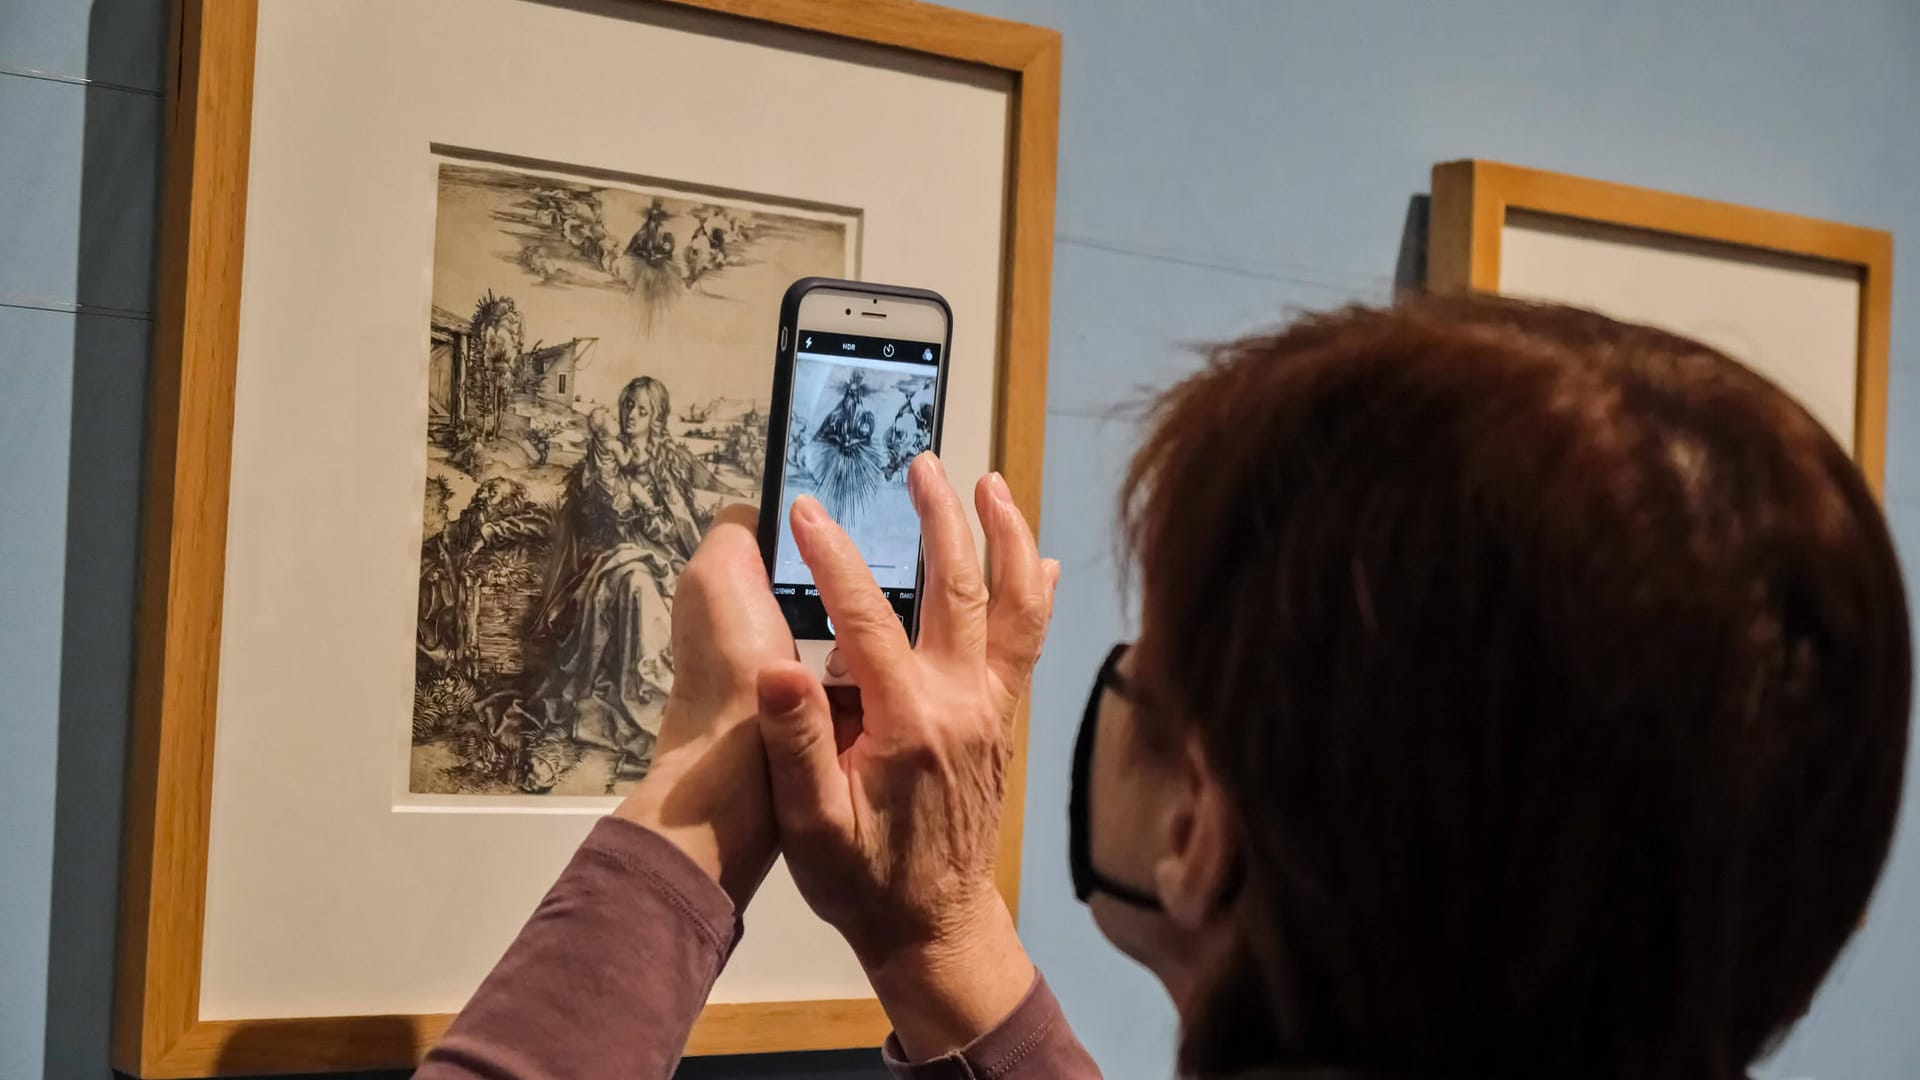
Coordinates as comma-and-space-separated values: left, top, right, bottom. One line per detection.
1428, 159, 1892, 495
117, 0, 1059, 1075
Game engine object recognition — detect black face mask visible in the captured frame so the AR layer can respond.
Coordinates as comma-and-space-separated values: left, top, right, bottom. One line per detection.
1069, 643, 1164, 911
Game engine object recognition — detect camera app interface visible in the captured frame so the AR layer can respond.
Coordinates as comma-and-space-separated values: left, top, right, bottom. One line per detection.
772, 330, 941, 637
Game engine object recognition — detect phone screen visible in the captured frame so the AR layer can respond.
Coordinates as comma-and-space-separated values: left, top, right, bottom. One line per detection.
770, 329, 943, 639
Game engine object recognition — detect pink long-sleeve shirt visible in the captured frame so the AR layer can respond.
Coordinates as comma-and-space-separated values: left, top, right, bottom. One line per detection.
418, 816, 1102, 1079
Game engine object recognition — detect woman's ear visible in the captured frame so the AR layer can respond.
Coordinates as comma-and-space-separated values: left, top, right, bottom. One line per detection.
1151, 735, 1239, 929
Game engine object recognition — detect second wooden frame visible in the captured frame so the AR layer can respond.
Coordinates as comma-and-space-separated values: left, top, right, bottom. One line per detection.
1429, 158, 1892, 495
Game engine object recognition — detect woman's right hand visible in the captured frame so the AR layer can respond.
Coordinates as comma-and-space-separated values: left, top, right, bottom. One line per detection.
756, 453, 1059, 1060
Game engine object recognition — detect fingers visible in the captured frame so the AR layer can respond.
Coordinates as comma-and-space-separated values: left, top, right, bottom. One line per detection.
756, 661, 855, 849
910, 454, 988, 658
673, 501, 791, 677
975, 473, 1052, 693
687, 502, 763, 575
791, 496, 913, 693
709, 501, 760, 535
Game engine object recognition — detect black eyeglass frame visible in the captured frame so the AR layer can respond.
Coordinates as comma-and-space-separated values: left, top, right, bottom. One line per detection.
1069, 642, 1165, 910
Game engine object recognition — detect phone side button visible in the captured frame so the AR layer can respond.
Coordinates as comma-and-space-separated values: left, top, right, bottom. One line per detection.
824, 648, 849, 678
779, 325, 790, 351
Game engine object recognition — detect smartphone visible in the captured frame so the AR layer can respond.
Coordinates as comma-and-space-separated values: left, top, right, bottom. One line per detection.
759, 277, 952, 683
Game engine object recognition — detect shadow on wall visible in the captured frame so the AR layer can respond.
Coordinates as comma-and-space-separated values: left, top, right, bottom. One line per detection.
202, 1046, 889, 1080
675, 1049, 887, 1078
39, 0, 163, 1077
1396, 194, 1431, 296
211, 1019, 418, 1079
204, 1020, 885, 1078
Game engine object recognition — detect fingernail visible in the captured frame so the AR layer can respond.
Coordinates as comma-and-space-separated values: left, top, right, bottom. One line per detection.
759, 677, 808, 717
910, 454, 940, 509
791, 496, 824, 532
990, 471, 1014, 506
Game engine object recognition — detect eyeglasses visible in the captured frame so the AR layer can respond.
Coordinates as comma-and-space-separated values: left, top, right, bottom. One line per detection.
1070, 642, 1163, 910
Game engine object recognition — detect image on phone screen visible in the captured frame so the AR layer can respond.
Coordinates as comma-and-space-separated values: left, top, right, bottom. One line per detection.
770, 330, 942, 637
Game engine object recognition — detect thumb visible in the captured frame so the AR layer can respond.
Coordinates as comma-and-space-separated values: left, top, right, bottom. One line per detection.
756, 661, 853, 847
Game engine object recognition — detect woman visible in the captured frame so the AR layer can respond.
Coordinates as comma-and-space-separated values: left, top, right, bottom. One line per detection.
424, 297, 1908, 1079
535, 375, 713, 774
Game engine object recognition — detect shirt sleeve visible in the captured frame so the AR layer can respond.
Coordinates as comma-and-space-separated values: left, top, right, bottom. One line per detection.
417, 815, 739, 1080
881, 971, 1103, 1079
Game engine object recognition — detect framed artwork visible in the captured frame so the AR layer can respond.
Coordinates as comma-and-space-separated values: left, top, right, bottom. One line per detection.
1429, 159, 1893, 494
117, 0, 1059, 1075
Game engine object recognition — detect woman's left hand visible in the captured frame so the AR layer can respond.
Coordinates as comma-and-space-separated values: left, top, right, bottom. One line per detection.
614, 502, 792, 908
755, 456, 1059, 1058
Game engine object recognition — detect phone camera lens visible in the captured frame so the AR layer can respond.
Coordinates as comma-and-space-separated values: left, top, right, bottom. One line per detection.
845, 307, 851, 315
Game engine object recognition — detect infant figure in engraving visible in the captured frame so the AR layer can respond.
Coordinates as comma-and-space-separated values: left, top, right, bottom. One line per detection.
583, 406, 634, 516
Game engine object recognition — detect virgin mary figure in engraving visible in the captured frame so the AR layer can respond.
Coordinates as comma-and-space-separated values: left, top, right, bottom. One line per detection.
533, 376, 717, 779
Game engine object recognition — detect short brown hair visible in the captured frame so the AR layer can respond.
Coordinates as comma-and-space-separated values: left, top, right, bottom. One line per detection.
1121, 297, 1909, 1079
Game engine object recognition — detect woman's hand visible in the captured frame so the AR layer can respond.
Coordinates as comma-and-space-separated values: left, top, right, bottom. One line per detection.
756, 454, 1060, 1059
614, 503, 791, 909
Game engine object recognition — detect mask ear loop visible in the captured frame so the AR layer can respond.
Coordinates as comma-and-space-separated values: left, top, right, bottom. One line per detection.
1071, 645, 1166, 912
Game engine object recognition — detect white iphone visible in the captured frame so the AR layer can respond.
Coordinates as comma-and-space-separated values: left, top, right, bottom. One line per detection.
759, 278, 952, 685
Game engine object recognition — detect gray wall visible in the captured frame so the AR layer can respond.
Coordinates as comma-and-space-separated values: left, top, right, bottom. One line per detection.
3, 1, 1917, 1078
